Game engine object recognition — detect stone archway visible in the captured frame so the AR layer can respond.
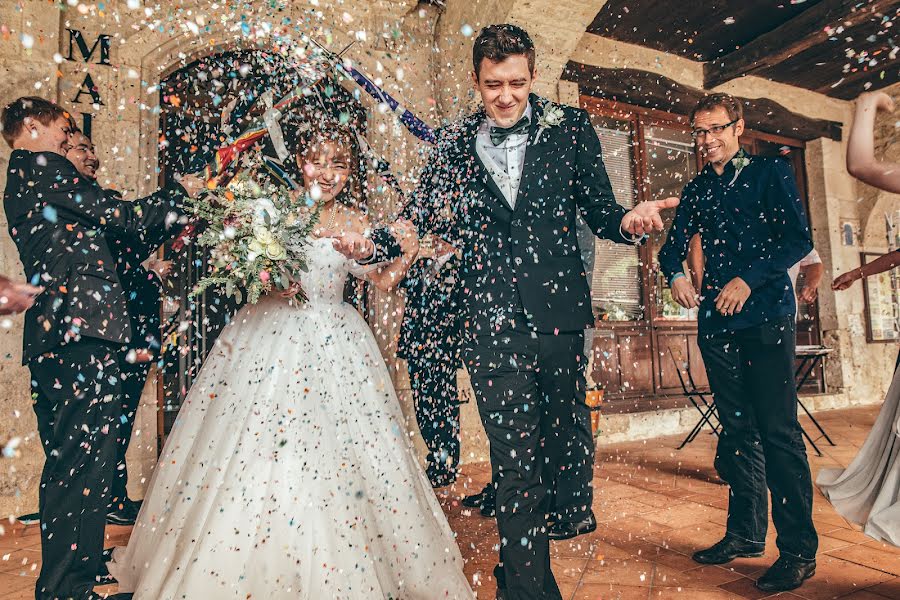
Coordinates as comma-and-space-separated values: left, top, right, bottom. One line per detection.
861, 189, 900, 249
100, 2, 451, 471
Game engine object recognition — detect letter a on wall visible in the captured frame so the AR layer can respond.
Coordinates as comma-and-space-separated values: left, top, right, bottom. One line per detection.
72, 73, 104, 106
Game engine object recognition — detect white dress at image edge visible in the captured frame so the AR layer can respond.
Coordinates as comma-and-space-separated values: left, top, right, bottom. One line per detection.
108, 238, 474, 599
816, 365, 900, 546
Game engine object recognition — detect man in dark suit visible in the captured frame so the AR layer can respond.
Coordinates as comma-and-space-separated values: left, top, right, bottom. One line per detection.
66, 129, 171, 527
396, 236, 462, 488
407, 26, 676, 600
458, 216, 600, 533
2, 96, 202, 600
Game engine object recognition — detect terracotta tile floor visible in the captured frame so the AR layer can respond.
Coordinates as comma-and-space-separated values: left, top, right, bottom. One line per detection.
2, 405, 899, 599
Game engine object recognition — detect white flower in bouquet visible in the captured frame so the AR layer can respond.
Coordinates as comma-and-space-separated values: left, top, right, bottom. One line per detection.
247, 238, 265, 262
265, 241, 287, 261
253, 226, 276, 245
253, 197, 281, 227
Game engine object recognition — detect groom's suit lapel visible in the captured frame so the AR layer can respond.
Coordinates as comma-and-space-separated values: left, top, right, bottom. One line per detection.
455, 95, 555, 217
457, 110, 512, 215
514, 94, 550, 217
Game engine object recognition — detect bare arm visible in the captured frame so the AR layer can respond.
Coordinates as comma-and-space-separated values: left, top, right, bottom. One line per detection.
798, 262, 824, 303
687, 234, 704, 290
833, 250, 900, 290
847, 92, 900, 193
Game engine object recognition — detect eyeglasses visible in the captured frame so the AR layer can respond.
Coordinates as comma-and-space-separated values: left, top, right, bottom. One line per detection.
691, 119, 739, 140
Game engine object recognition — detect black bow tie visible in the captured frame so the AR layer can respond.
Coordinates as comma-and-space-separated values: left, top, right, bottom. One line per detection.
489, 116, 529, 146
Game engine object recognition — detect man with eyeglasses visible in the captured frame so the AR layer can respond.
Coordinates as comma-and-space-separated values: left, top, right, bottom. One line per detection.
658, 93, 818, 594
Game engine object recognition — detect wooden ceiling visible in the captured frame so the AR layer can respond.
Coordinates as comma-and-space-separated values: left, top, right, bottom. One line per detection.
587, 0, 899, 100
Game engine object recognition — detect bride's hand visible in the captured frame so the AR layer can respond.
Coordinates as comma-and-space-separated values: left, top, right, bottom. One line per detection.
326, 231, 376, 261
280, 281, 304, 298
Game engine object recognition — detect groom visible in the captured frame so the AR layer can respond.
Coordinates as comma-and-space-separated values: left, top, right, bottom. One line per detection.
405, 25, 677, 600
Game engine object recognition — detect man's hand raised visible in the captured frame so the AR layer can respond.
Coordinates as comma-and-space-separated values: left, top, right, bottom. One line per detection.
175, 173, 206, 199
621, 197, 680, 237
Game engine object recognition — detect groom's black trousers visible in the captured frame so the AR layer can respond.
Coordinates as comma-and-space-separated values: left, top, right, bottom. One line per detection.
465, 318, 586, 600
698, 317, 818, 561
29, 340, 123, 600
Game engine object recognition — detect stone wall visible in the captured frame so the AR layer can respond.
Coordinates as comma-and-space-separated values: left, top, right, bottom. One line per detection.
1, 0, 897, 518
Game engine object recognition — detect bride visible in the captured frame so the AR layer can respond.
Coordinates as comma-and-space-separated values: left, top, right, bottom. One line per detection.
107, 121, 474, 599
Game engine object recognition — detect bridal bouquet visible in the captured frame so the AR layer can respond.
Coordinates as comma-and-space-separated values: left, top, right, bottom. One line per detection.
186, 174, 320, 304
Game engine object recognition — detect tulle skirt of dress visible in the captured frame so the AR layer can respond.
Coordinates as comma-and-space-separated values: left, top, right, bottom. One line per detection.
817, 366, 900, 546
108, 296, 474, 599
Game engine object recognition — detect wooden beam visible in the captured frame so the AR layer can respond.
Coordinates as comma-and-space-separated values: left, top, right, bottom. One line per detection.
703, 0, 896, 89
815, 61, 900, 100
564, 62, 842, 142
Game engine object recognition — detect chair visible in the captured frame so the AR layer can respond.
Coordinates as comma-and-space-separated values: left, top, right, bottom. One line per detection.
668, 346, 720, 450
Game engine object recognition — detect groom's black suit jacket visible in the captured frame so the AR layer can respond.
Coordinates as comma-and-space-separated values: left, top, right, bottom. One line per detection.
4, 150, 186, 363
409, 95, 631, 337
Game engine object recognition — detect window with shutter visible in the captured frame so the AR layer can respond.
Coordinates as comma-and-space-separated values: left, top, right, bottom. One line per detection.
645, 125, 699, 321
588, 114, 643, 321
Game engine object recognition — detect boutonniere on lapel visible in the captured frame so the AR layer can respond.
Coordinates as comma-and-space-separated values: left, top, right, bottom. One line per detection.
728, 149, 751, 186
535, 104, 566, 144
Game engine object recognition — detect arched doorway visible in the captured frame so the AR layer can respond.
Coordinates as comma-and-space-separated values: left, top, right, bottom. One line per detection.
155, 48, 369, 445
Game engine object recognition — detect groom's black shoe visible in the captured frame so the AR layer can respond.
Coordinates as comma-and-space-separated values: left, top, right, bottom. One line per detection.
692, 535, 765, 565
548, 511, 597, 541
755, 557, 816, 592
107, 498, 141, 526
479, 494, 497, 518
88, 593, 132, 599
462, 483, 496, 517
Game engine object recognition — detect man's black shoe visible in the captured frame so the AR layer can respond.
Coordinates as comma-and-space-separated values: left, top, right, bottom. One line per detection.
692, 535, 765, 565
755, 557, 816, 592
462, 483, 494, 509
493, 563, 506, 599
107, 498, 140, 526
548, 511, 597, 541
479, 497, 497, 518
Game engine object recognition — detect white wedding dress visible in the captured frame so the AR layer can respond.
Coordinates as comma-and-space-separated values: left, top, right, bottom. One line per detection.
108, 237, 473, 599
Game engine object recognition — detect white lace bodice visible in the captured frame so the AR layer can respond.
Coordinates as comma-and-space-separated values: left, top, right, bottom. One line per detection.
297, 237, 375, 304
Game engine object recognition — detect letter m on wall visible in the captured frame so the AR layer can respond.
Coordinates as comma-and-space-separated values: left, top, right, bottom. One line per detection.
66, 29, 111, 65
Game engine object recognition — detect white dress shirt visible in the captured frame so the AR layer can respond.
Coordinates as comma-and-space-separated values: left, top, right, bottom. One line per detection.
475, 104, 532, 210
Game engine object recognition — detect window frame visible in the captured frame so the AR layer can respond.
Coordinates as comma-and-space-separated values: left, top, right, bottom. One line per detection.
581, 95, 815, 327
